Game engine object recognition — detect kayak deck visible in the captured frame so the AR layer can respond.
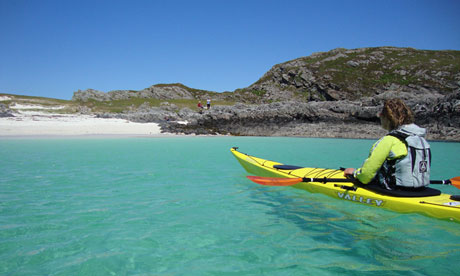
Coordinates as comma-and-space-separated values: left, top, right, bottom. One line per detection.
231, 147, 460, 223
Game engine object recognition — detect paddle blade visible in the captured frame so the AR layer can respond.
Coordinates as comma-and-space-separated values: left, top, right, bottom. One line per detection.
246, 176, 303, 186
450, 177, 460, 189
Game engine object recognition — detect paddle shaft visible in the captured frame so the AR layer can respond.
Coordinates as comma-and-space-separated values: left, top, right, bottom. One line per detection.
247, 175, 460, 189
430, 179, 452, 185
302, 177, 452, 185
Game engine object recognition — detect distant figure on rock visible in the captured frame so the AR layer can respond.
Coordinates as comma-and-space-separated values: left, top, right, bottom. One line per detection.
207, 98, 211, 109
197, 101, 203, 113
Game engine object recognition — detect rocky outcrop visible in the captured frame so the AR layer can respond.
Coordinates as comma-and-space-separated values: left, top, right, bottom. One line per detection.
0, 103, 14, 117
159, 91, 460, 141
72, 89, 113, 102
72, 84, 233, 102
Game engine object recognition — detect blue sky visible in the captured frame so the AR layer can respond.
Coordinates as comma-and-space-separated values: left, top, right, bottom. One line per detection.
1, 0, 459, 100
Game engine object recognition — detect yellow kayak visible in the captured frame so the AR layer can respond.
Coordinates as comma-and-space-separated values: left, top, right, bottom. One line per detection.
231, 147, 460, 223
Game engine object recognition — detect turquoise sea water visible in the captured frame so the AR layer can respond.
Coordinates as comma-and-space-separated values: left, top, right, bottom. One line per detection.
1, 136, 459, 275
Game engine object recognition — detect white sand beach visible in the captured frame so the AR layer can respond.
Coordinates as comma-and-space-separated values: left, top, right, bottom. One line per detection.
0, 102, 166, 137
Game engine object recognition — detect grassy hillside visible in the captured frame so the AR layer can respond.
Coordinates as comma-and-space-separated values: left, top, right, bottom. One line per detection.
1, 93, 234, 114
0, 93, 77, 113
243, 47, 460, 102
310, 48, 460, 94
73, 98, 235, 113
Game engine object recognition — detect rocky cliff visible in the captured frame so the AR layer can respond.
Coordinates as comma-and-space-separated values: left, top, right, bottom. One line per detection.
72, 47, 460, 141
233, 47, 459, 102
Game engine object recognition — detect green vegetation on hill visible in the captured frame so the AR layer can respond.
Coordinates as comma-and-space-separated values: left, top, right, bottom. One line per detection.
326, 48, 458, 87
0, 93, 78, 114
1, 92, 235, 114
75, 98, 235, 113
309, 48, 459, 95
246, 47, 460, 102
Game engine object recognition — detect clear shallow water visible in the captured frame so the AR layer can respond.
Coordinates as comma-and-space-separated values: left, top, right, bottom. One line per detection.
1, 136, 459, 275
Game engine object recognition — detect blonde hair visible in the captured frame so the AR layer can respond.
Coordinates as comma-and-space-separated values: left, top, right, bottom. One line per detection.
381, 99, 415, 130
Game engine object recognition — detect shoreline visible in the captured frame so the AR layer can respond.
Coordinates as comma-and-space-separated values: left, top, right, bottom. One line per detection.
1, 103, 458, 142
0, 104, 171, 137
0, 134, 179, 139
2, 113, 458, 142
0, 105, 228, 138
0, 116, 166, 137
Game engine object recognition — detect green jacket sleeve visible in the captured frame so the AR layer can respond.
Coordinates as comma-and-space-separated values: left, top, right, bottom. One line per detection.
353, 136, 406, 184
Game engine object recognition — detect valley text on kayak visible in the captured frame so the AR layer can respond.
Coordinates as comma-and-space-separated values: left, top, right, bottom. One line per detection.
337, 192, 384, 206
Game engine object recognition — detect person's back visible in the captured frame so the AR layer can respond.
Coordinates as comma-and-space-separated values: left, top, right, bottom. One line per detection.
389, 124, 431, 188
377, 123, 431, 190
344, 99, 431, 190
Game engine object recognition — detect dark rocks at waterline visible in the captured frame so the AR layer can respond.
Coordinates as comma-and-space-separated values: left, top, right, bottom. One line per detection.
97, 103, 199, 124
158, 92, 460, 141
426, 92, 460, 128
158, 101, 384, 138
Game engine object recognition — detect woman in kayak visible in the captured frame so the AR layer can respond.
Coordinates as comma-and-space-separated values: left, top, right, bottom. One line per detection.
344, 98, 431, 190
